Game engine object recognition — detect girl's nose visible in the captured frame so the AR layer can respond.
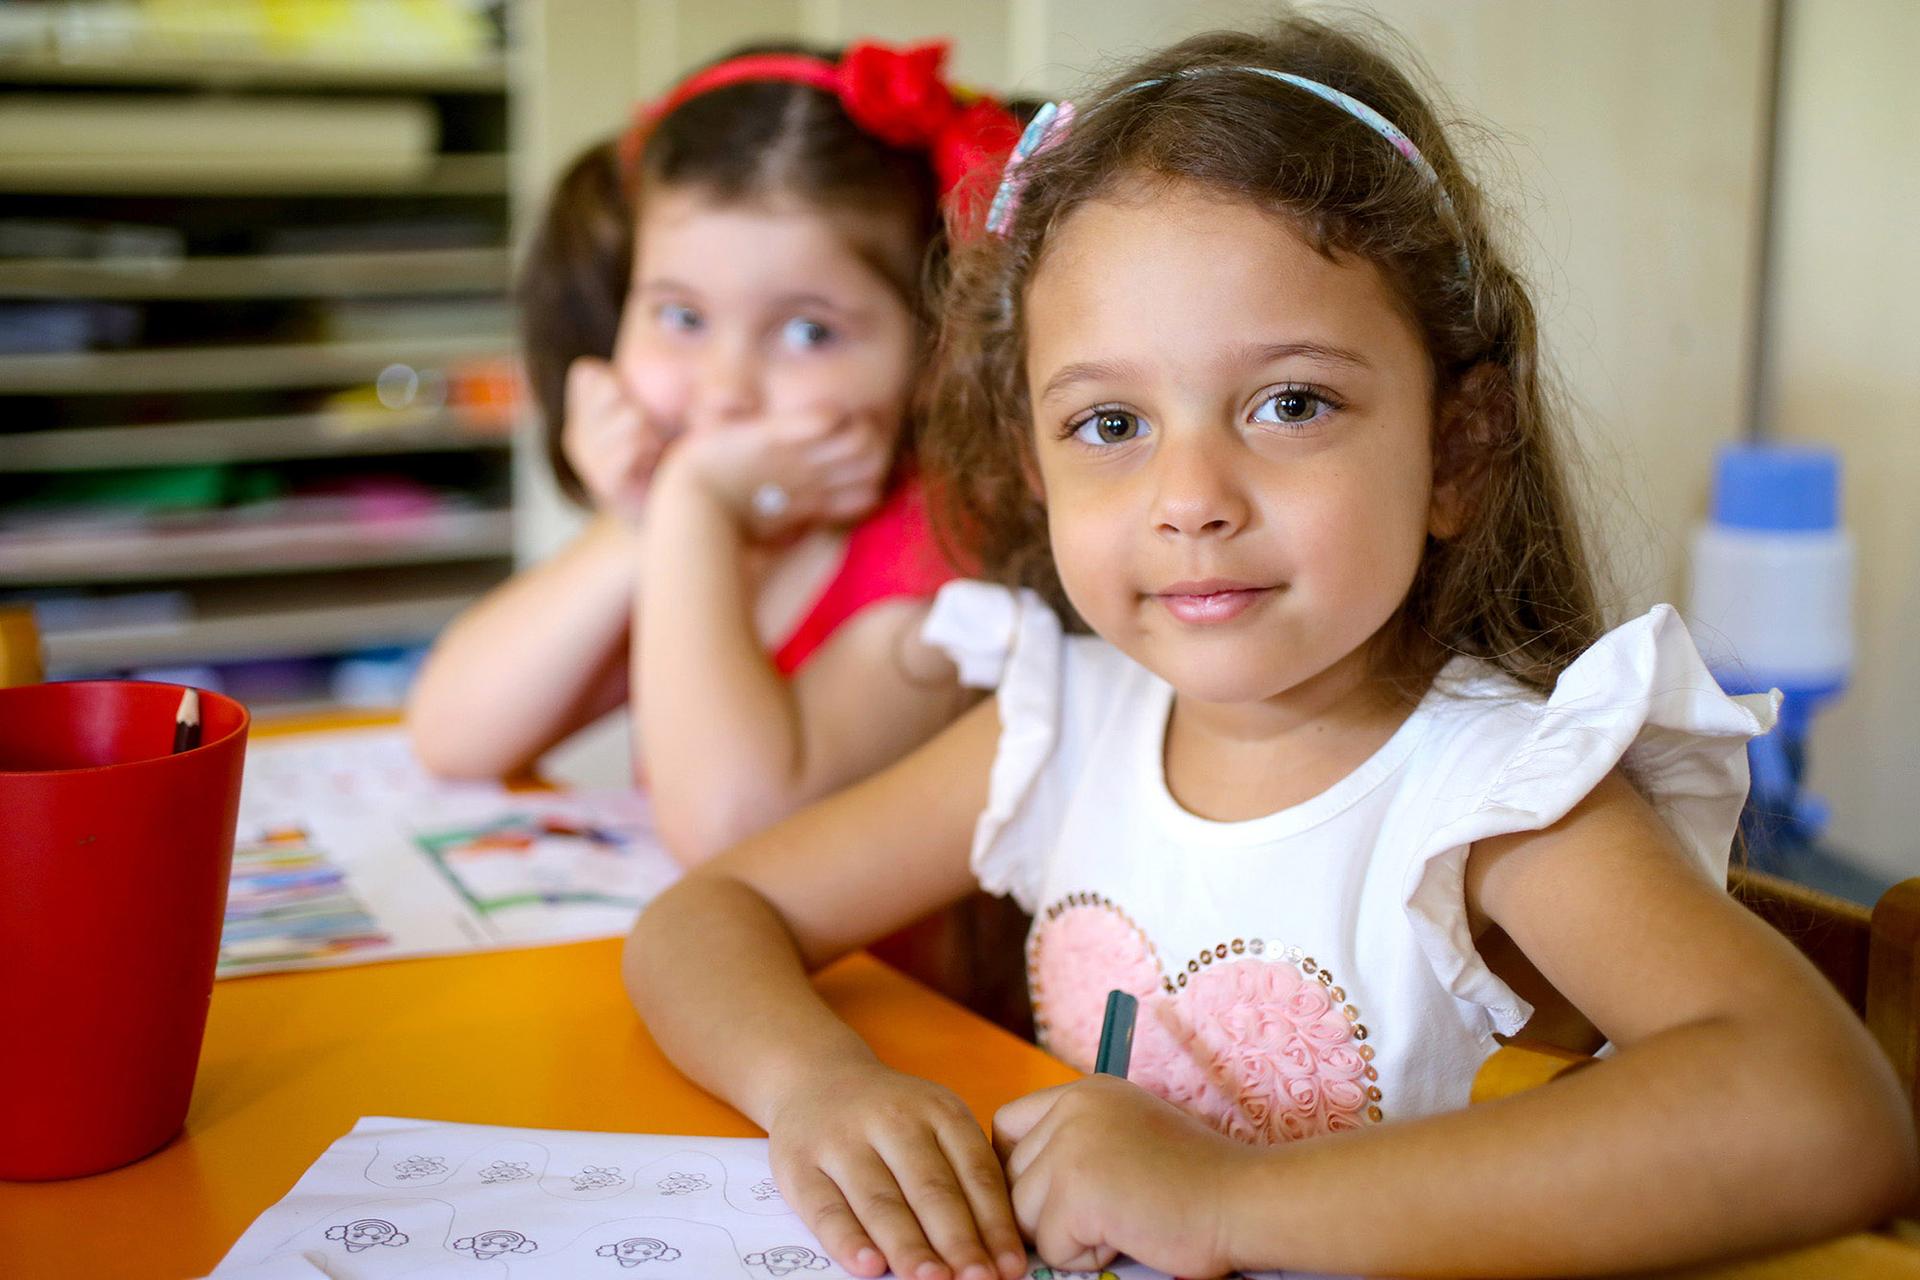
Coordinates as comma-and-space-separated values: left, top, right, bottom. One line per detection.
1151, 426, 1252, 539
698, 340, 762, 422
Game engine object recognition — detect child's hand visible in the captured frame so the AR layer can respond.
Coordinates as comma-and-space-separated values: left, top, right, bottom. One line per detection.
561, 356, 668, 520
994, 1075, 1259, 1277
670, 405, 893, 541
766, 1060, 1028, 1280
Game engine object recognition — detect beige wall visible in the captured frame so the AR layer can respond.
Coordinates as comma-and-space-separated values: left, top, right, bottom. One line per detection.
1766, 0, 1919, 880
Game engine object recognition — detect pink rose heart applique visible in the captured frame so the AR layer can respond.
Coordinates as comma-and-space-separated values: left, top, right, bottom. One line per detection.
1028, 891, 1383, 1145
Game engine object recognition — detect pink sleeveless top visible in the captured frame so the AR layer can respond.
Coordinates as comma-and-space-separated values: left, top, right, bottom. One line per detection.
770, 473, 956, 675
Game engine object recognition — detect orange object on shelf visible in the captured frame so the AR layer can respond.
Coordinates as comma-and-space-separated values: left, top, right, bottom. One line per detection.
446, 354, 524, 431
0, 605, 43, 687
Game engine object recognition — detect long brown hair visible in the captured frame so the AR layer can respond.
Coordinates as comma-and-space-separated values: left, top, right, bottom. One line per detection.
516, 43, 945, 505
924, 15, 1605, 695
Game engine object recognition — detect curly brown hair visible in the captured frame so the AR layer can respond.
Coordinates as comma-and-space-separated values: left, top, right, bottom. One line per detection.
923, 15, 1607, 697
516, 43, 946, 505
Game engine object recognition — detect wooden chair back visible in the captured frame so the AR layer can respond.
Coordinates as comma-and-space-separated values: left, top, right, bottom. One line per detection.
1478, 868, 1920, 1131
1731, 866, 1920, 1121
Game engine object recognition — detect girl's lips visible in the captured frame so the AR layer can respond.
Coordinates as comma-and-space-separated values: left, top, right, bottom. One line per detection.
1153, 584, 1277, 624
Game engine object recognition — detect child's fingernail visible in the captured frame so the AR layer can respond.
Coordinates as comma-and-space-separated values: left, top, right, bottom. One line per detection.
855, 1247, 882, 1272
915, 1262, 948, 1280
1000, 1251, 1028, 1276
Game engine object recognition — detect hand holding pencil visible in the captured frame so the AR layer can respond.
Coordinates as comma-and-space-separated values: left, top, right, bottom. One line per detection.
993, 989, 1262, 1278
1094, 989, 1137, 1078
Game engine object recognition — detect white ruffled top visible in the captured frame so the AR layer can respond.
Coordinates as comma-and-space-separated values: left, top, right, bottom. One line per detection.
922, 581, 1778, 1142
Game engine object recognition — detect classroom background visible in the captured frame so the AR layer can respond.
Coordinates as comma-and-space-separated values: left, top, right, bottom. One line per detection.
2, 0, 1914, 893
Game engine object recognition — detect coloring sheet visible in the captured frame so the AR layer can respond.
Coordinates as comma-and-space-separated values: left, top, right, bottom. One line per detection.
221, 728, 680, 977
208, 1118, 1351, 1280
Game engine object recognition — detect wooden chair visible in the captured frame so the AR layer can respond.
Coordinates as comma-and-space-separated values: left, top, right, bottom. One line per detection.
1478, 866, 1920, 1130
874, 894, 1035, 1039
1476, 865, 1920, 1252
1730, 866, 1920, 1122
0, 605, 43, 688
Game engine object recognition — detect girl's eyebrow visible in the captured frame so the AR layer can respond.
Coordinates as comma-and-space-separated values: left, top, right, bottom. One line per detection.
772, 292, 853, 316
1038, 340, 1371, 404
635, 280, 854, 317
1238, 340, 1373, 370
1039, 358, 1146, 403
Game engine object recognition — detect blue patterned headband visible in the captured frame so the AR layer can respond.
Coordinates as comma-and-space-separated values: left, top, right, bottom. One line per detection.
987, 66, 1462, 253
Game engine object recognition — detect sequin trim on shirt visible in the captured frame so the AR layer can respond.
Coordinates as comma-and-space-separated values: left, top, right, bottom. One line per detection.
1029, 892, 1385, 1143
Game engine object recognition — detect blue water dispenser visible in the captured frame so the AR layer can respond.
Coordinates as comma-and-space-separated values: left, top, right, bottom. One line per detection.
1689, 444, 1853, 865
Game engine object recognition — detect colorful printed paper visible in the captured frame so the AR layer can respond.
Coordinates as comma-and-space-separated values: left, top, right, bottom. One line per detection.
219, 728, 679, 977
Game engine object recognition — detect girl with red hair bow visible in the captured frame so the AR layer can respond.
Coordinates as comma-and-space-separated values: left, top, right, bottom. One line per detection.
410, 41, 1020, 869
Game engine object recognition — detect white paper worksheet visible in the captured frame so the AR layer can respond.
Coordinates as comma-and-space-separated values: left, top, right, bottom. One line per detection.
207, 1118, 1351, 1280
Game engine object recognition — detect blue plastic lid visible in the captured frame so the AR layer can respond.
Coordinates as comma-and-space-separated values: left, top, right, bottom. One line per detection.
1711, 444, 1840, 532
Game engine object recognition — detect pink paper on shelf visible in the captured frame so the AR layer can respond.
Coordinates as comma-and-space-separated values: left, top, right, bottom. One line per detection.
298, 477, 443, 521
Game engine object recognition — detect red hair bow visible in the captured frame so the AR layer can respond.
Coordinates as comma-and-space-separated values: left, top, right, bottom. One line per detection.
838, 41, 1020, 218
627, 39, 1018, 214
838, 42, 957, 149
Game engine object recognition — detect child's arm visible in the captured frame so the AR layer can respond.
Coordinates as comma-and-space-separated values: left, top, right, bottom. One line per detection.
624, 699, 1028, 1280
636, 414, 965, 865
409, 357, 660, 779
995, 771, 1919, 1278
407, 512, 638, 779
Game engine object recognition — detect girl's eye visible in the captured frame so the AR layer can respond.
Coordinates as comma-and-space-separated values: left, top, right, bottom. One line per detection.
658, 303, 701, 333
1070, 408, 1149, 446
1251, 386, 1334, 428
780, 317, 834, 351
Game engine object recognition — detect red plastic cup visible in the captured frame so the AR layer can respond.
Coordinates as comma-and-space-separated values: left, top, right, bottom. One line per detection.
0, 680, 248, 1180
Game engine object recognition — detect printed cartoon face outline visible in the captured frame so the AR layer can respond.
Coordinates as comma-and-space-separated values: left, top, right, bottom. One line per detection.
596, 1236, 683, 1266
656, 1171, 711, 1195
324, 1218, 409, 1252
571, 1163, 624, 1191
745, 1244, 833, 1275
750, 1177, 782, 1201
453, 1229, 538, 1259
479, 1159, 533, 1183
1028, 1269, 1117, 1280
391, 1155, 447, 1180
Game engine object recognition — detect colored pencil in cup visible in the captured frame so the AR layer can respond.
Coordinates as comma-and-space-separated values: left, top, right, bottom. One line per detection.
172, 688, 202, 754
1094, 989, 1137, 1078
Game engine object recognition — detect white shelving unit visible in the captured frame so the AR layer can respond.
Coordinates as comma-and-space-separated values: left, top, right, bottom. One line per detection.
0, 246, 512, 299
0, 507, 514, 584
0, 151, 511, 197
40, 564, 505, 671
0, 52, 509, 94
0, 44, 516, 690
4, 407, 506, 470
0, 335, 512, 393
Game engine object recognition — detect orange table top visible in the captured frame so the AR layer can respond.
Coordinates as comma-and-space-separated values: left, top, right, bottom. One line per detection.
0, 942, 1078, 1278
0, 710, 1078, 1278
2, 711, 1913, 1279
6, 942, 1915, 1280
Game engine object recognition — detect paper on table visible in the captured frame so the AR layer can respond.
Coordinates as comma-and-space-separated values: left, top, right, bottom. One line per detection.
206, 1117, 1351, 1279
221, 727, 681, 977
